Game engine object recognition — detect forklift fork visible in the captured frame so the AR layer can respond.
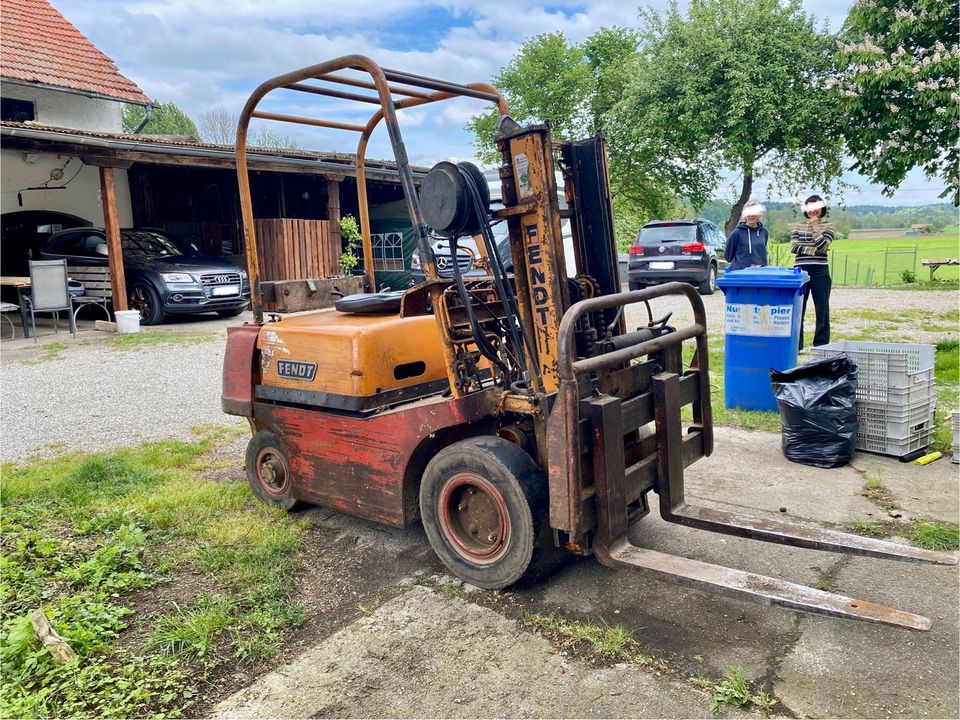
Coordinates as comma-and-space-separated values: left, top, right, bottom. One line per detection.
556, 283, 957, 631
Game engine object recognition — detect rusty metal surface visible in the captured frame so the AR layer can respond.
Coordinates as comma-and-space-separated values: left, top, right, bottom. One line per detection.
221, 324, 261, 417
253, 389, 495, 528
597, 539, 933, 631
549, 283, 713, 539
666, 504, 958, 566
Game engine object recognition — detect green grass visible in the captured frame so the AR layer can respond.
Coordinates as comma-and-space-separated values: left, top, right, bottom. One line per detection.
20, 341, 68, 365
766, 231, 960, 286
932, 339, 959, 454
0, 427, 306, 718
522, 611, 637, 662
110, 331, 218, 351
848, 520, 885, 537
710, 666, 775, 716
907, 522, 960, 551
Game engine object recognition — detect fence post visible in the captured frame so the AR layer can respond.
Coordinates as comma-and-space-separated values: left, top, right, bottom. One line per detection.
913, 243, 918, 274
843, 255, 848, 285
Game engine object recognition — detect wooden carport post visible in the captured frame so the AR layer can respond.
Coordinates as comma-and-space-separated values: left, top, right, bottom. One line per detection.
326, 176, 342, 252
98, 166, 128, 310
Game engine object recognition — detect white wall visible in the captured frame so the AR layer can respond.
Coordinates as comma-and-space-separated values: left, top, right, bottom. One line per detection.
0, 148, 133, 226
2, 83, 124, 132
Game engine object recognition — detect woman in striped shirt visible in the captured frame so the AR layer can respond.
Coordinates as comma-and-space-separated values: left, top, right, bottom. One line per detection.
791, 194, 834, 348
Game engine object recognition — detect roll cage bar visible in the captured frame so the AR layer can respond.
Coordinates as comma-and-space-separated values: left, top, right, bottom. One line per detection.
234, 54, 509, 323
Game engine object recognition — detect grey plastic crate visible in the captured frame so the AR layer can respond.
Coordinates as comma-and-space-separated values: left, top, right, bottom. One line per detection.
857, 397, 936, 441
810, 341, 935, 404
856, 412, 935, 457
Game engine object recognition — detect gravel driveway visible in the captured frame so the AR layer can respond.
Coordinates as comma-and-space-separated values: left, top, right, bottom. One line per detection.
1, 319, 239, 464
2, 286, 956, 464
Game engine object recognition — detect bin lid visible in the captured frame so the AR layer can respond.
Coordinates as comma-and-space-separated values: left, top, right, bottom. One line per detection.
717, 266, 809, 290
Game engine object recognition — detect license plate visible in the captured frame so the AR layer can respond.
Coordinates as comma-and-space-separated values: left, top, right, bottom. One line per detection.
649, 261, 674, 270
210, 285, 239, 297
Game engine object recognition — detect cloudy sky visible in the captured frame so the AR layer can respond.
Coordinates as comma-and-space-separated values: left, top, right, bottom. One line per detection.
53, 0, 949, 207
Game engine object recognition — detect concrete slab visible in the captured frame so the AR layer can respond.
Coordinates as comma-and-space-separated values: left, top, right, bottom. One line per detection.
777, 558, 959, 718
687, 427, 881, 524
209, 585, 744, 720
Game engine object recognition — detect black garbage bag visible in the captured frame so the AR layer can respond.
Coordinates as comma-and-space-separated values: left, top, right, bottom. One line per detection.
769, 354, 858, 468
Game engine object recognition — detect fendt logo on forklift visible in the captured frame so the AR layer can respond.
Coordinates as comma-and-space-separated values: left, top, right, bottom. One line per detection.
276, 360, 318, 381
525, 226, 551, 326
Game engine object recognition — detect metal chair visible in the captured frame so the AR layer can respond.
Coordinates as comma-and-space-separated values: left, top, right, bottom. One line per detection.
26, 259, 77, 343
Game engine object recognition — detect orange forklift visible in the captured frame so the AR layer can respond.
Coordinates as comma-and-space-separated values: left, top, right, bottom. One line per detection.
221, 56, 955, 630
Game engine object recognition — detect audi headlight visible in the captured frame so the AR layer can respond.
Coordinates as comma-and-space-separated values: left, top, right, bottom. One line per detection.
160, 272, 196, 284
411, 253, 421, 270
239, 269, 248, 280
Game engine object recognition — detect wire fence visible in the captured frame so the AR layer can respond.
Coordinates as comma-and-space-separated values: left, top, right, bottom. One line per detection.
767, 243, 957, 286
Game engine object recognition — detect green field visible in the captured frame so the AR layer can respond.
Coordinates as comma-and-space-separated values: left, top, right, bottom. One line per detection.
766, 231, 960, 286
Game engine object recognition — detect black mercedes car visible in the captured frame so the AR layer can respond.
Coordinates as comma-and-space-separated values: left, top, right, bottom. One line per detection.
43, 228, 250, 324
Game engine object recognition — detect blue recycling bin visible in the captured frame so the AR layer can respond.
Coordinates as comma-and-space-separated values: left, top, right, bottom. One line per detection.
716, 267, 809, 412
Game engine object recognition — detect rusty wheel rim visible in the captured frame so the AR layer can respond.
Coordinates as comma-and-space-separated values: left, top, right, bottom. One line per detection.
438, 472, 510, 563
255, 446, 289, 496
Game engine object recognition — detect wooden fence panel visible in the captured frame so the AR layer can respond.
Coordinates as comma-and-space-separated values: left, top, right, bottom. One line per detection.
253, 219, 338, 281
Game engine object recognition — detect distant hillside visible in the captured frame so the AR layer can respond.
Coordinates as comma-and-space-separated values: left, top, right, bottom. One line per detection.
695, 200, 957, 235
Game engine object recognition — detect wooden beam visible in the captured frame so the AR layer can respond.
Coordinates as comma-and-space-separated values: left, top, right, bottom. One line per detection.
327, 177, 342, 252
99, 167, 128, 310
81, 156, 134, 169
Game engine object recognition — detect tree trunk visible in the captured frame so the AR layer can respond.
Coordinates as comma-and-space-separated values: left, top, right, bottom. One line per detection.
725, 171, 754, 236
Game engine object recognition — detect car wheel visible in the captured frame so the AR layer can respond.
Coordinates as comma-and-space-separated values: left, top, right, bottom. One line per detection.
245, 429, 303, 511
419, 437, 555, 589
217, 307, 245, 318
129, 282, 165, 325
698, 265, 717, 295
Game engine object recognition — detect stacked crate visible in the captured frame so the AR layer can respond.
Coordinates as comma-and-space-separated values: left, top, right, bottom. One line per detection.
810, 341, 936, 457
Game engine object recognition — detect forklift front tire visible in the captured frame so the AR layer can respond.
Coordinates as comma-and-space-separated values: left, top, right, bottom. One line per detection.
245, 430, 302, 511
419, 437, 549, 589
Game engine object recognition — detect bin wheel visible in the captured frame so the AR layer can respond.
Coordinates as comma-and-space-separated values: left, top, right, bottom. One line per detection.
245, 429, 302, 511
419, 437, 557, 589
699, 265, 717, 295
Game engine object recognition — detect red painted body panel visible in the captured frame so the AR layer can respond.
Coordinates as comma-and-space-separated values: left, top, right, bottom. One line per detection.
253, 391, 494, 527
222, 324, 261, 416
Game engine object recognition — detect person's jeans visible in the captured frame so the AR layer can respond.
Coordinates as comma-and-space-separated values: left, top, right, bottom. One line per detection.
800, 264, 831, 349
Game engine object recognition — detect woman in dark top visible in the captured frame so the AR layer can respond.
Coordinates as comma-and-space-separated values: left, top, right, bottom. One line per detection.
791, 194, 834, 348
724, 200, 769, 270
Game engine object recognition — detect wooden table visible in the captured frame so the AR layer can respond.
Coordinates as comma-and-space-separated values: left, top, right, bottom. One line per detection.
0, 276, 32, 338
921, 258, 960, 281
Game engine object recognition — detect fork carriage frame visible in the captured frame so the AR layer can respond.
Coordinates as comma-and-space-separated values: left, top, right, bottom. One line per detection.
231, 55, 956, 631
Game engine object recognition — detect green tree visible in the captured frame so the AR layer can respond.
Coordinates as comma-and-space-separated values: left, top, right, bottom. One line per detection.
467, 33, 594, 163
467, 29, 687, 239
122, 101, 199, 138
617, 0, 845, 233
835, 0, 959, 205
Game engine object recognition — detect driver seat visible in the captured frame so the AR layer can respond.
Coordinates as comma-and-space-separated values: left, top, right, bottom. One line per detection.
334, 291, 404, 314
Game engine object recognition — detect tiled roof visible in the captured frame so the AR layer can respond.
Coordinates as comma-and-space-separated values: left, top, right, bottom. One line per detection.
1, 0, 151, 104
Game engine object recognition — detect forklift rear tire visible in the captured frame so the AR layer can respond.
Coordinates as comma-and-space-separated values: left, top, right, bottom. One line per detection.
419, 437, 551, 589
245, 430, 302, 511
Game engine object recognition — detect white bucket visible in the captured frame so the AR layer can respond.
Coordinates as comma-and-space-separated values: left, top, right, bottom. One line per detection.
115, 310, 141, 334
